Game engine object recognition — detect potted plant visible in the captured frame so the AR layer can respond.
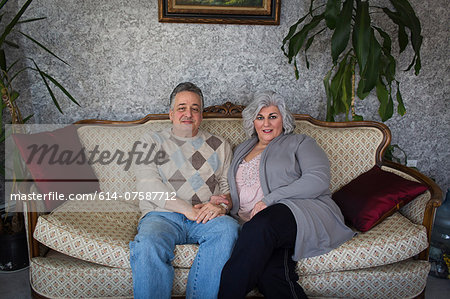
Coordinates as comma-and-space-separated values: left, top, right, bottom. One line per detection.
1, 0, 78, 270
282, 0, 422, 122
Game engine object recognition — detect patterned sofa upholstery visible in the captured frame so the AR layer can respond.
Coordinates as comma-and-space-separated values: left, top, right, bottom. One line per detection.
25, 103, 442, 298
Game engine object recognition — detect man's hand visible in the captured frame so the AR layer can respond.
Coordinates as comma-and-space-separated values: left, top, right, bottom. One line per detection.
193, 202, 226, 224
184, 207, 201, 221
250, 201, 267, 219
164, 197, 201, 221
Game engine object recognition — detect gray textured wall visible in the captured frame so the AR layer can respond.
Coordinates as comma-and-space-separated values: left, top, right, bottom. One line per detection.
9, 0, 449, 192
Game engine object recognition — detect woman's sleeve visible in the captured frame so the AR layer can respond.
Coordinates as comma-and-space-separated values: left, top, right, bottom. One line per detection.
262, 136, 331, 206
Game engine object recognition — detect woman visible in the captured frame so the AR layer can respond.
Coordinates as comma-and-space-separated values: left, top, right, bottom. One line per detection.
218, 91, 355, 299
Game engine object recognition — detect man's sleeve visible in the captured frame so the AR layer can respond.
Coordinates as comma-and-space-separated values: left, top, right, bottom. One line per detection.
217, 139, 232, 194
133, 133, 173, 209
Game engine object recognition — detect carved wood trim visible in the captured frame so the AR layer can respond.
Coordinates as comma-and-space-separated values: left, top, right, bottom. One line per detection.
202, 101, 245, 116
74, 102, 246, 125
75, 113, 170, 125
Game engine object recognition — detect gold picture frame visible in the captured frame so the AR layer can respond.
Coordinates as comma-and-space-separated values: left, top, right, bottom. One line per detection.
159, 0, 280, 25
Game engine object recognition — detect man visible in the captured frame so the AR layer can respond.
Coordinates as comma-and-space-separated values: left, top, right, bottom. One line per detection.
130, 82, 238, 299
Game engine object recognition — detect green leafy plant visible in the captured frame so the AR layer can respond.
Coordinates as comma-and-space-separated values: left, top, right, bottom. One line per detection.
282, 0, 422, 122
1, 0, 78, 234
384, 144, 408, 165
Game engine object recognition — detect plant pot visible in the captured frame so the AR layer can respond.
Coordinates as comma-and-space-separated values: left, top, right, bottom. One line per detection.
0, 230, 29, 271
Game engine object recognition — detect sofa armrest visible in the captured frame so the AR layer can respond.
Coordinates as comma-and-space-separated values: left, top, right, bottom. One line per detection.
381, 160, 443, 260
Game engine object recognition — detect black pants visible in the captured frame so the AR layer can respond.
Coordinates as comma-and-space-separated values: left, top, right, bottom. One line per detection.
219, 204, 308, 299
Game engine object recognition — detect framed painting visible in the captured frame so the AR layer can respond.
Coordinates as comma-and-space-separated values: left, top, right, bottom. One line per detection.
158, 0, 280, 25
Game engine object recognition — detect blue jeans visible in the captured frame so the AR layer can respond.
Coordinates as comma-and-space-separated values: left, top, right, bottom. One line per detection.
130, 211, 239, 299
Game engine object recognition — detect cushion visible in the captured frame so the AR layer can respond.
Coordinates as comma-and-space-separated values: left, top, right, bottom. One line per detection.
297, 212, 428, 275
33, 199, 140, 269
299, 259, 430, 298
332, 165, 428, 232
33, 200, 428, 274
13, 125, 100, 210
30, 250, 429, 298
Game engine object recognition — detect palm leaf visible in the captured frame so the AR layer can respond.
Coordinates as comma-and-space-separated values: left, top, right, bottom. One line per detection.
361, 29, 381, 93
356, 77, 369, 100
8, 67, 29, 84
324, 0, 341, 29
382, 8, 408, 52
0, 0, 33, 47
22, 114, 33, 123
331, 0, 353, 64
30, 59, 62, 113
376, 78, 392, 121
341, 57, 354, 120
389, 0, 422, 54
396, 81, 406, 115
282, 14, 310, 55
40, 72, 80, 107
304, 28, 325, 69
19, 32, 68, 65
0, 0, 9, 11
352, 0, 371, 73
374, 26, 396, 84
324, 68, 334, 121
4, 40, 19, 48
330, 54, 350, 114
6, 58, 19, 73
18, 17, 46, 24
0, 48, 5, 71
287, 14, 324, 63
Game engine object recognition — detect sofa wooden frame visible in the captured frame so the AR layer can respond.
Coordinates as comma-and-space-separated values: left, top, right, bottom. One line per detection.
24, 102, 443, 299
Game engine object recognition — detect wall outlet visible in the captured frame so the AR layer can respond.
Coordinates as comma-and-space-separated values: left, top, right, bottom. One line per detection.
407, 160, 418, 168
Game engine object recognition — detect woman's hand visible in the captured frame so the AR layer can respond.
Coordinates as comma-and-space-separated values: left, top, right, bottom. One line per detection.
210, 194, 229, 206
193, 202, 227, 224
250, 201, 267, 219
210, 194, 232, 212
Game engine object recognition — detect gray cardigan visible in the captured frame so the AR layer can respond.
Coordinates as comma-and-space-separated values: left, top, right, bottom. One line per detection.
228, 133, 355, 261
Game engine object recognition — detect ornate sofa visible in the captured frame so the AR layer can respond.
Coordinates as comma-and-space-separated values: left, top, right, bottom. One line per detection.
23, 102, 442, 298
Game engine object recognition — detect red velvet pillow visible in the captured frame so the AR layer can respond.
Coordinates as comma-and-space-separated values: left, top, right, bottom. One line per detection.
332, 165, 428, 232
12, 125, 100, 210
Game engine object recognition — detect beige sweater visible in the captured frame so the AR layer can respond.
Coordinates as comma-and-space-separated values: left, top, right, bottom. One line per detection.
134, 128, 232, 218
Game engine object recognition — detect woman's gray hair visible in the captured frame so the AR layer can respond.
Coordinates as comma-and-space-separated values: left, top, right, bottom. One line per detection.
242, 90, 296, 138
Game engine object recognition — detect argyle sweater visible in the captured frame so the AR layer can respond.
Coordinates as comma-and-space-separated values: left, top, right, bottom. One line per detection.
135, 128, 232, 218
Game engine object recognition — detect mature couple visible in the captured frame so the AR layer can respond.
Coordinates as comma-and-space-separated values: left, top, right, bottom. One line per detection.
130, 82, 354, 299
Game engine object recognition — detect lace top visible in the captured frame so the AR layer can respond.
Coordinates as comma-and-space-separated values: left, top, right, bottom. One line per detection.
235, 153, 264, 222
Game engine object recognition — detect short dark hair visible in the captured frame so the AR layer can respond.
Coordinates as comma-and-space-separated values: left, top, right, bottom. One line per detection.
169, 82, 204, 109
